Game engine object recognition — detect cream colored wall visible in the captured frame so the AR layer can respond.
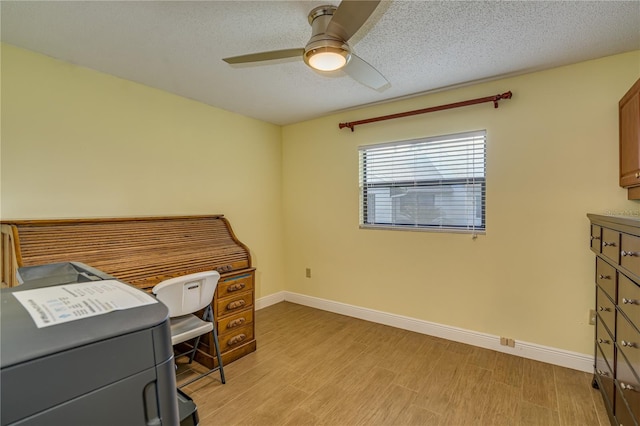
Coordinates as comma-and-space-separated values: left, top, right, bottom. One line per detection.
0, 44, 285, 298
3, 42, 639, 356
282, 51, 640, 355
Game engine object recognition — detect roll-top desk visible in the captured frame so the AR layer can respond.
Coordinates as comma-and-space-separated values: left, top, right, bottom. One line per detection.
0, 215, 256, 368
589, 214, 639, 426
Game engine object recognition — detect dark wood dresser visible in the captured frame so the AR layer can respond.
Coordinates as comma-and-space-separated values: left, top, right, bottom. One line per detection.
0, 215, 256, 368
589, 214, 640, 426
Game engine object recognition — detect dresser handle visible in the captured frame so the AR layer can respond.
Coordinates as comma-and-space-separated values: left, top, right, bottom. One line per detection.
227, 317, 246, 329
591, 236, 601, 241
620, 340, 637, 348
622, 298, 638, 305
598, 338, 610, 344
598, 306, 610, 312
620, 382, 636, 391
227, 333, 247, 346
227, 283, 246, 292
598, 274, 611, 280
621, 250, 637, 257
603, 242, 616, 247
226, 300, 246, 310
636, 172, 640, 179
596, 369, 609, 377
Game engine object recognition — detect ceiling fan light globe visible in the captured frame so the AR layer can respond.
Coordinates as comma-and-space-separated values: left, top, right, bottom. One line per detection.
304, 45, 350, 72
310, 51, 346, 71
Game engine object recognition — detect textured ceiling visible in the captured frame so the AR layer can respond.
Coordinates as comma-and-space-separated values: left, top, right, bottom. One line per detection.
1, 1, 639, 125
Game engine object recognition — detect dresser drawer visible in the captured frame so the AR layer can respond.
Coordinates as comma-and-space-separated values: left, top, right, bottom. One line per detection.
617, 355, 640, 423
217, 308, 254, 334
591, 224, 602, 254
597, 285, 617, 335
219, 323, 254, 353
596, 343, 615, 409
615, 385, 637, 426
216, 291, 253, 318
618, 314, 640, 377
597, 320, 615, 370
620, 273, 640, 325
597, 257, 617, 301
218, 273, 254, 296
602, 228, 621, 264
622, 233, 640, 279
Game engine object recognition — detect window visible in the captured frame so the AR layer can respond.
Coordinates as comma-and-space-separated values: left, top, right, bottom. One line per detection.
359, 130, 486, 233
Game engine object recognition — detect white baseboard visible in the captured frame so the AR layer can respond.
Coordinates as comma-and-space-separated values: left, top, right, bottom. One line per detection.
255, 291, 285, 310
256, 291, 593, 373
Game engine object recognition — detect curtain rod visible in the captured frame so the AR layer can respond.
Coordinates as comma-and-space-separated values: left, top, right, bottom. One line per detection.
338, 91, 513, 132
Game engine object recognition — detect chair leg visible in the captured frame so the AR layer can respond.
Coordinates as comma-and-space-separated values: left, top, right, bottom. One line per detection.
210, 324, 226, 384
176, 305, 226, 388
188, 336, 201, 364
204, 304, 225, 384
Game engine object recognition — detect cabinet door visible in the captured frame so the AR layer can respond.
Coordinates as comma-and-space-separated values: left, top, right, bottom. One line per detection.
620, 78, 640, 190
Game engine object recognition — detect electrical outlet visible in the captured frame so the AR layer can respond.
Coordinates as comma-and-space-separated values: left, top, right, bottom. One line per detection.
589, 309, 597, 325
305, 268, 311, 278
500, 336, 515, 347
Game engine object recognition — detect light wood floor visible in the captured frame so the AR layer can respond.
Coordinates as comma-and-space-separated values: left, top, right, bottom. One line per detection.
177, 301, 609, 426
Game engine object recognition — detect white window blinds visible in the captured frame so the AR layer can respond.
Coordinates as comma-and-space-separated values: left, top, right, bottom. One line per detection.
359, 130, 486, 233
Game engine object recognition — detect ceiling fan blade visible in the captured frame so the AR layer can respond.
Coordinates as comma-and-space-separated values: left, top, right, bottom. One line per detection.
325, 0, 381, 42
344, 54, 389, 91
223, 48, 304, 64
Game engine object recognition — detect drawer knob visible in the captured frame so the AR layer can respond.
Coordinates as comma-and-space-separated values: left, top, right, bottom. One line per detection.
620, 382, 636, 392
227, 282, 246, 292
636, 172, 640, 179
596, 369, 609, 377
598, 274, 611, 280
226, 300, 246, 310
227, 333, 247, 346
622, 298, 637, 305
620, 340, 637, 348
621, 250, 637, 257
227, 317, 246, 329
598, 338, 610, 345
603, 242, 616, 247
590, 236, 601, 241
598, 306, 610, 312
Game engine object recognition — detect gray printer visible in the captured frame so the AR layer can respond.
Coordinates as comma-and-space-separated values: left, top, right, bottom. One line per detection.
0, 262, 181, 426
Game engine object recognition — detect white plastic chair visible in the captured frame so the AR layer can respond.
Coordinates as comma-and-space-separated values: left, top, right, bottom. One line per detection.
152, 271, 225, 387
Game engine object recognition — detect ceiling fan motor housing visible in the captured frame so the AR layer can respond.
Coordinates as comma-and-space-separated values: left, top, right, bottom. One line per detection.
303, 5, 351, 69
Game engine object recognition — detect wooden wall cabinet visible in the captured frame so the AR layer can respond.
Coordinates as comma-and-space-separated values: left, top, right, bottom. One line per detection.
619, 78, 640, 200
588, 214, 640, 426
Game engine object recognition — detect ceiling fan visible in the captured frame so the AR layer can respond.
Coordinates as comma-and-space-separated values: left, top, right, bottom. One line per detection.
222, 1, 389, 91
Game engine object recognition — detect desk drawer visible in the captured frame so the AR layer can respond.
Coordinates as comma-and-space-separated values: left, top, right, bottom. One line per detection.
219, 323, 254, 353
217, 308, 253, 334
218, 273, 253, 296
602, 228, 621, 264
597, 258, 617, 301
217, 291, 253, 317
597, 285, 616, 335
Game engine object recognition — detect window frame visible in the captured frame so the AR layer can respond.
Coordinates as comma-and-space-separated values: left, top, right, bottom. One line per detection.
359, 130, 486, 234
